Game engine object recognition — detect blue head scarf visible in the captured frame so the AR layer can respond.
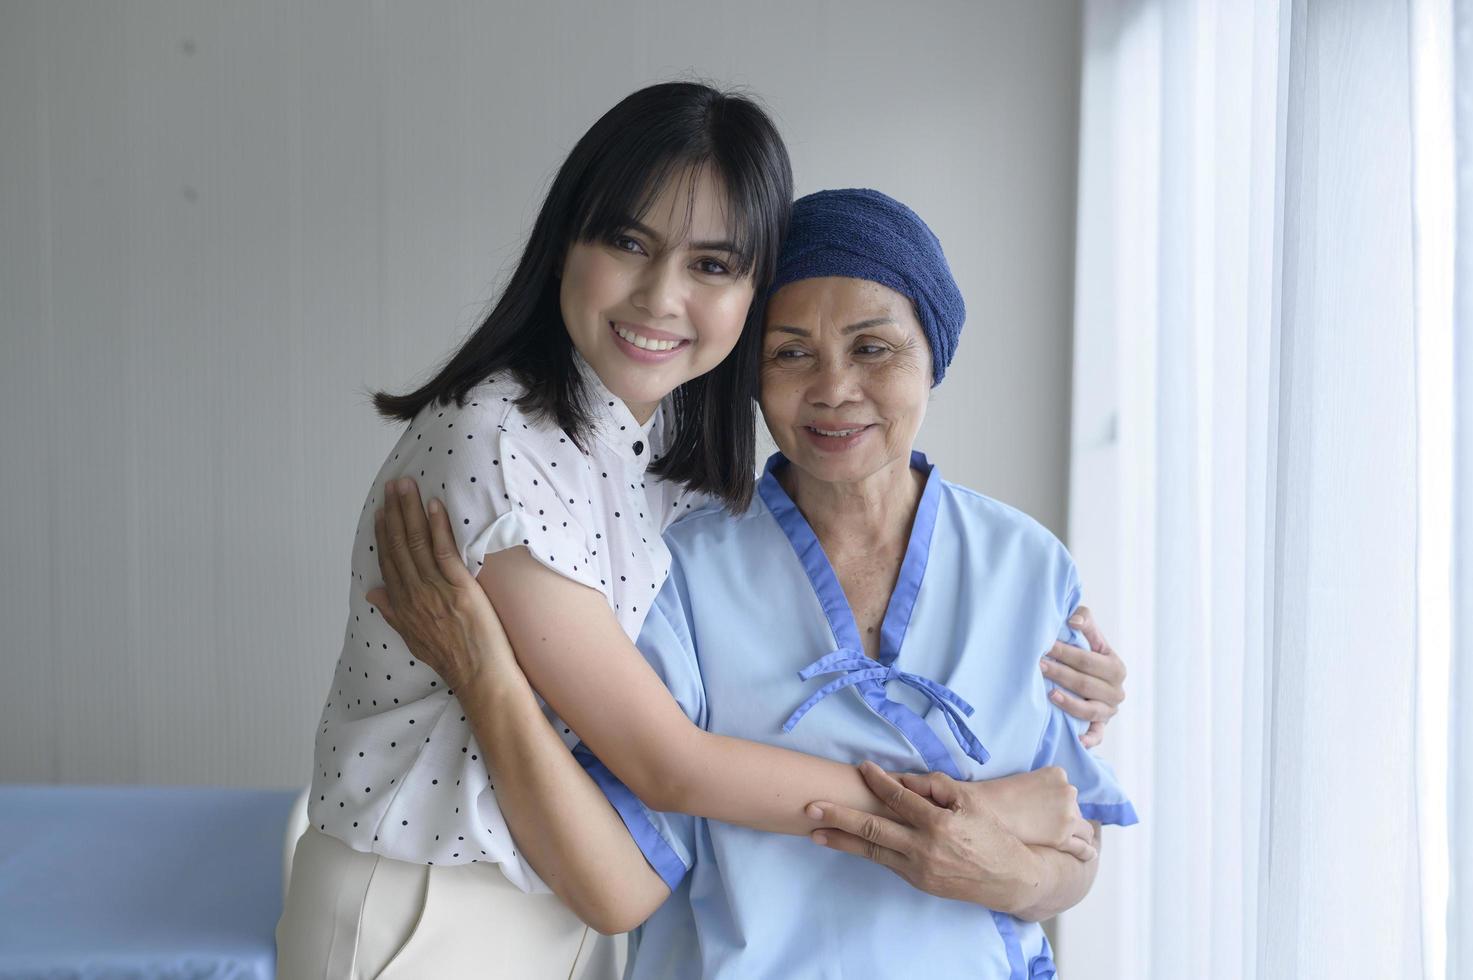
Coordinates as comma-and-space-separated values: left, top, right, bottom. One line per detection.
768, 188, 965, 385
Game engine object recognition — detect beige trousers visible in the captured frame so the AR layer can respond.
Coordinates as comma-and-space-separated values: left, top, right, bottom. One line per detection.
275, 828, 616, 980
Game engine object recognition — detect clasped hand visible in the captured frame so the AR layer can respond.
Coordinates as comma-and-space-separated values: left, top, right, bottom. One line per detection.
805, 762, 1095, 911
364, 477, 515, 693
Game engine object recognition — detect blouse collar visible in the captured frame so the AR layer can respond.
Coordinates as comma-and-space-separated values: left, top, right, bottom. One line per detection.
572, 350, 664, 470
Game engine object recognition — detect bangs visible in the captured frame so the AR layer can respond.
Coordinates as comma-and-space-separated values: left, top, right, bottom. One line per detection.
574, 152, 784, 284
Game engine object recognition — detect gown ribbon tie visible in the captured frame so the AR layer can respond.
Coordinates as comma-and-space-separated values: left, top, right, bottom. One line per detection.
782, 648, 991, 766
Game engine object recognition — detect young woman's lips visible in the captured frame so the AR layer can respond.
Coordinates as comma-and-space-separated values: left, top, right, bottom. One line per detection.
800, 423, 874, 451
609, 321, 690, 363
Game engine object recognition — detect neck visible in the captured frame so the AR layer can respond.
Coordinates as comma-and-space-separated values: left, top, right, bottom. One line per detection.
625, 399, 657, 425
781, 455, 925, 551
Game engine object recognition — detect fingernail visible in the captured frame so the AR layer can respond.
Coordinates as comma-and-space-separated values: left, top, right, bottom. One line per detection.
428, 498, 442, 515
1050, 690, 1064, 702
1039, 658, 1052, 672
1069, 615, 1084, 627
806, 803, 825, 820
811, 831, 828, 845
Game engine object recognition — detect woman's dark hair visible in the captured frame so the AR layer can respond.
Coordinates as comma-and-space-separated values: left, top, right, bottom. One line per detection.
374, 82, 792, 511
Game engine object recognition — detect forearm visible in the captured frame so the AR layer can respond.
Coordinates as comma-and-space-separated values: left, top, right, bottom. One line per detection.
649, 730, 892, 835
1005, 824, 1103, 921
457, 670, 668, 934
483, 550, 890, 838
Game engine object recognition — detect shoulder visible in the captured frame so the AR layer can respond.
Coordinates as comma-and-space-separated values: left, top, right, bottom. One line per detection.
419, 374, 559, 440
661, 491, 766, 556
941, 480, 1064, 546
400, 374, 581, 468
938, 478, 1079, 593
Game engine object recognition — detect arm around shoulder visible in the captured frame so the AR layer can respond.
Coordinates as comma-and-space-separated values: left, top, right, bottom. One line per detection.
480, 547, 896, 836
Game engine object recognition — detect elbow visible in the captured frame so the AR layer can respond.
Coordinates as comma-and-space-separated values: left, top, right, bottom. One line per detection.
586, 904, 650, 937
579, 905, 634, 937
572, 886, 667, 936
1008, 901, 1053, 924
631, 772, 691, 816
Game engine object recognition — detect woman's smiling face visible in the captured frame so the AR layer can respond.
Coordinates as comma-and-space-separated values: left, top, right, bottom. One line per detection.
559, 166, 757, 422
759, 276, 934, 487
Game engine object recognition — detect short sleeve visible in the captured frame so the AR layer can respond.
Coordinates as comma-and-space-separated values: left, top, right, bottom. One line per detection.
472, 432, 602, 593
396, 397, 602, 595
571, 576, 705, 888
1033, 558, 1139, 826
1029, 703, 1139, 826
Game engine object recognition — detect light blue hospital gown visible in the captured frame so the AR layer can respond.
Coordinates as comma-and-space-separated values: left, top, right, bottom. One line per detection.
577, 451, 1138, 979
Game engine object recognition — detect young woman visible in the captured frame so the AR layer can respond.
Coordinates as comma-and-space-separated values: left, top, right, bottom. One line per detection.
277, 83, 1124, 979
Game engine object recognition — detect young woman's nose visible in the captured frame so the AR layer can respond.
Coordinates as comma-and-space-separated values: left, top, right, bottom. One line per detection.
630, 257, 683, 320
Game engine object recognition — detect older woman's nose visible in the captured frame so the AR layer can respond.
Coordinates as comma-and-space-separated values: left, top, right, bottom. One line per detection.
805, 356, 862, 407
631, 258, 684, 319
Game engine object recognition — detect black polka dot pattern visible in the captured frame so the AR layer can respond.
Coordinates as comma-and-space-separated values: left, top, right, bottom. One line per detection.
307, 366, 702, 878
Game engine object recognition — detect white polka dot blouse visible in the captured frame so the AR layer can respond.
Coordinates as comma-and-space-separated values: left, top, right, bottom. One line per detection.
307, 354, 710, 892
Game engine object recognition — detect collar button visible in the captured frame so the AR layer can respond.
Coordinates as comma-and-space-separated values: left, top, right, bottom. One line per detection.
632, 440, 644, 456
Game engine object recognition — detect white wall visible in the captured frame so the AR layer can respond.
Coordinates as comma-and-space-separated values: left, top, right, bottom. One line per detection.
0, 0, 1081, 788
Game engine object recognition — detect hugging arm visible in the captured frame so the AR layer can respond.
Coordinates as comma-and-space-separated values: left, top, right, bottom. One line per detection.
1040, 606, 1126, 748
370, 480, 915, 931
368, 482, 669, 934
371, 480, 1120, 929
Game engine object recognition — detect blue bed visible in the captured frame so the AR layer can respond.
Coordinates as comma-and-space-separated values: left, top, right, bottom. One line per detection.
0, 785, 298, 980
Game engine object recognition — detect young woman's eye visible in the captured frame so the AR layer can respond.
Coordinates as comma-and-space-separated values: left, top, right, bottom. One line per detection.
611, 235, 645, 255
694, 257, 731, 276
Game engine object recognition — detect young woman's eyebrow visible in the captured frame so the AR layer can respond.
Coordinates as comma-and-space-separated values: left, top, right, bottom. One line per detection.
769, 317, 898, 337
621, 218, 741, 254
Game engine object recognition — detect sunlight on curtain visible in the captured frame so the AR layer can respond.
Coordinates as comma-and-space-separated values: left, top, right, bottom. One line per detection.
1411, 2, 1455, 977
1064, 1, 1462, 977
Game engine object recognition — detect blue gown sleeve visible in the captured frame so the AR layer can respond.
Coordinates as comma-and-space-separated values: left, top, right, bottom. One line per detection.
1030, 561, 1140, 827
1029, 701, 1139, 826
570, 575, 704, 890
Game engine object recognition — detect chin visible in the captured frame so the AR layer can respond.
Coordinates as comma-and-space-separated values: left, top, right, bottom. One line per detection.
806, 451, 895, 485
601, 365, 683, 410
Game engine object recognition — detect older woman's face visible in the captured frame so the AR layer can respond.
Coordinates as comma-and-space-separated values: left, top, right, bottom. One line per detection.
760, 277, 933, 488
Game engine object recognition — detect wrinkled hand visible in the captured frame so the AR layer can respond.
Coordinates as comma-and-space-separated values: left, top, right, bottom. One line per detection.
1040, 605, 1127, 747
959, 767, 1096, 860
804, 762, 1051, 910
364, 478, 513, 692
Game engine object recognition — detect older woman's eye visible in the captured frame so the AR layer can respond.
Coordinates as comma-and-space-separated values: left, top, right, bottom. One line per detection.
854, 343, 888, 356
769, 347, 809, 360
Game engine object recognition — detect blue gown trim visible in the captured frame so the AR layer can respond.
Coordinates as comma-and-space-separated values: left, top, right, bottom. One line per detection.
780, 652, 990, 767
991, 910, 1028, 980
1030, 698, 1141, 827
1029, 937, 1058, 978
573, 743, 690, 891
757, 451, 989, 778
1080, 800, 1140, 826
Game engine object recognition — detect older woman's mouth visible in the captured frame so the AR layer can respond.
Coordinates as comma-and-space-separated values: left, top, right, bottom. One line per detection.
801, 423, 874, 450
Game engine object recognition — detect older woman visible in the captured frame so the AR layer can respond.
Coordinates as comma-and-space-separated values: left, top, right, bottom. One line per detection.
370, 189, 1134, 978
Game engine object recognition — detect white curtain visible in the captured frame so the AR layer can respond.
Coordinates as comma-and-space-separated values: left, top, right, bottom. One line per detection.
1063, 1, 1464, 978
1452, 3, 1473, 976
